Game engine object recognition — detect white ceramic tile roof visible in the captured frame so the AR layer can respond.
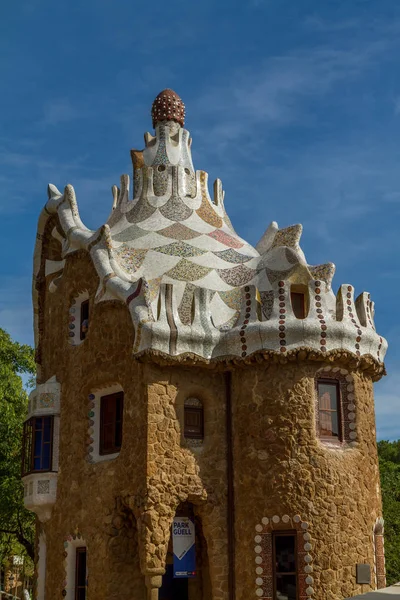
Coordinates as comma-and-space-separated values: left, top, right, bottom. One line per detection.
32, 97, 387, 368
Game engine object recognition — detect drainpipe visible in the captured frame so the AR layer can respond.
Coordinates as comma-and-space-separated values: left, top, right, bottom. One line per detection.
225, 371, 235, 600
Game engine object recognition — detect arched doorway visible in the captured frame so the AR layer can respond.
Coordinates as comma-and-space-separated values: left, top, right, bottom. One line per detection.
159, 504, 211, 600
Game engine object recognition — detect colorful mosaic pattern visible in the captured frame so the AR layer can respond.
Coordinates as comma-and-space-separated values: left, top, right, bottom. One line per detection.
166, 259, 212, 282
271, 224, 302, 249
154, 241, 206, 258
207, 229, 244, 249
196, 171, 223, 228
218, 264, 256, 287
115, 247, 147, 272
39, 392, 56, 409
158, 223, 201, 240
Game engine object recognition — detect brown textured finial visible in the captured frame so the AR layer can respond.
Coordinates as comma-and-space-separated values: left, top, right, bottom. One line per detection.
151, 89, 185, 128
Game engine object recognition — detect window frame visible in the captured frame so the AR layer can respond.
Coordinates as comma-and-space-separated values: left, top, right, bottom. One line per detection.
99, 392, 124, 456
184, 404, 204, 440
272, 530, 298, 600
316, 378, 343, 442
74, 547, 87, 600
22, 416, 54, 477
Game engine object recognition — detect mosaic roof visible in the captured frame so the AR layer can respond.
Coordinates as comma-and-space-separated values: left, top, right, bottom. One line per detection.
33, 91, 387, 368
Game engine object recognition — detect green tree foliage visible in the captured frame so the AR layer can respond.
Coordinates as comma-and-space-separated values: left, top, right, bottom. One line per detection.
378, 440, 400, 585
0, 328, 35, 562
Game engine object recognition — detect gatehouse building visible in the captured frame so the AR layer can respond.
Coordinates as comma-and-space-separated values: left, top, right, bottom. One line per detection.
22, 89, 387, 600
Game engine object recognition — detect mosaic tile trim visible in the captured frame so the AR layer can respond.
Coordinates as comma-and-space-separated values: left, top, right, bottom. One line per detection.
214, 248, 255, 264
133, 168, 141, 199
153, 165, 169, 196
115, 246, 148, 273
86, 393, 95, 463
154, 241, 206, 258
159, 194, 193, 222
277, 281, 287, 353
218, 288, 242, 311
259, 290, 274, 321
285, 247, 299, 265
238, 286, 252, 358
158, 222, 201, 240
254, 514, 314, 600
309, 263, 335, 287
166, 259, 212, 282
366, 294, 376, 331
146, 277, 162, 303
165, 284, 178, 355
178, 283, 195, 325
196, 171, 223, 228
180, 129, 194, 172
62, 531, 87, 599
126, 195, 156, 225
39, 392, 56, 409
159, 167, 193, 222
218, 263, 256, 287
373, 518, 386, 589
343, 285, 363, 358
208, 229, 244, 249
315, 367, 357, 447
184, 168, 197, 198
152, 124, 169, 165
264, 266, 296, 285
198, 288, 214, 357
37, 480, 50, 494
313, 280, 327, 353
126, 279, 143, 306
112, 223, 148, 243
271, 224, 302, 249
377, 336, 383, 361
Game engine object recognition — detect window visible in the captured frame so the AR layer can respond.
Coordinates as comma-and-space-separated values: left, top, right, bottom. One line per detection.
184, 400, 204, 440
317, 379, 341, 440
290, 291, 306, 319
273, 532, 298, 600
100, 392, 124, 455
22, 416, 53, 476
75, 547, 87, 600
80, 300, 89, 340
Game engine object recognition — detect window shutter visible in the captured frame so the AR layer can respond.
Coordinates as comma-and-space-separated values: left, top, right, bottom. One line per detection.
184, 406, 204, 439
100, 393, 124, 455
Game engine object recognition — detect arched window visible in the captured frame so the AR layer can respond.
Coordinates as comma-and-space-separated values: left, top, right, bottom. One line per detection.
184, 398, 204, 441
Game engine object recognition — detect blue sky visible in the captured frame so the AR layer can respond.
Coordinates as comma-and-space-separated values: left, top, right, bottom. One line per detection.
1, 0, 399, 439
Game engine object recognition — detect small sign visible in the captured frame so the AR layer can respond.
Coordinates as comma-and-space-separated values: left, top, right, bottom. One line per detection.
172, 517, 196, 578
356, 564, 371, 584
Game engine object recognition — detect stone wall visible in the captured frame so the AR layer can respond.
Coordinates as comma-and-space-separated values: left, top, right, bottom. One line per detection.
232, 362, 382, 600
36, 249, 383, 600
